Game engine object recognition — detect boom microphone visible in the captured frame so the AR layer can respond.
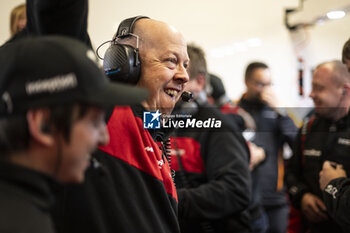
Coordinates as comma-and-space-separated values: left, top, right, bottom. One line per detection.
181, 91, 193, 102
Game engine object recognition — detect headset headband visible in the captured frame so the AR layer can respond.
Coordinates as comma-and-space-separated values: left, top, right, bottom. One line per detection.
116, 16, 150, 39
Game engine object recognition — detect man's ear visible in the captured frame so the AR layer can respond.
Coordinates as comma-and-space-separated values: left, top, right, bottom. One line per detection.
196, 74, 206, 91
343, 83, 350, 96
26, 109, 54, 147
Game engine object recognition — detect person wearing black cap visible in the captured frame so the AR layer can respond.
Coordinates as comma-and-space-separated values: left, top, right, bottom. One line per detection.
208, 73, 269, 233
208, 73, 266, 170
208, 73, 253, 130
0, 36, 147, 233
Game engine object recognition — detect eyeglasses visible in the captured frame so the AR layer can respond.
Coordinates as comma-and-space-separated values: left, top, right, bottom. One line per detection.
251, 80, 272, 88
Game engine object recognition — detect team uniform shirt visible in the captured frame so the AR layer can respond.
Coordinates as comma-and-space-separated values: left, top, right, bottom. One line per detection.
53, 105, 180, 233
286, 113, 350, 233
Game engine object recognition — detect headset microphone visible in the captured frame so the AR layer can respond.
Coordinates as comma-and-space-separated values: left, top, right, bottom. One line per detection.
181, 91, 193, 102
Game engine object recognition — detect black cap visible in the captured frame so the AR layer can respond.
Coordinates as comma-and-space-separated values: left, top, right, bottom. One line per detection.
0, 36, 148, 116
209, 73, 226, 100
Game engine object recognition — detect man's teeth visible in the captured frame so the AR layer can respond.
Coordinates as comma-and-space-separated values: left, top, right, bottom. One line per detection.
165, 89, 178, 97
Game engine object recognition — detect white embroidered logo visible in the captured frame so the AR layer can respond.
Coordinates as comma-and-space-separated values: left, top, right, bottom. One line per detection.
338, 138, 350, 146
303, 149, 322, 157
144, 147, 154, 152
25, 73, 77, 95
325, 184, 338, 199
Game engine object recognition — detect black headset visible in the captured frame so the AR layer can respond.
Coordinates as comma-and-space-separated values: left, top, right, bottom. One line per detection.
103, 16, 149, 84
41, 123, 51, 134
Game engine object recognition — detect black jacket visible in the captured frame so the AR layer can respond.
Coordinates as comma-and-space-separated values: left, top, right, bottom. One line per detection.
4, 0, 92, 48
286, 113, 350, 233
171, 102, 251, 233
239, 98, 297, 207
0, 161, 57, 233
53, 105, 180, 233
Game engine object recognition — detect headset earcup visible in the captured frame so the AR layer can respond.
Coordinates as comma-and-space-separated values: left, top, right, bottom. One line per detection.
41, 123, 51, 134
103, 44, 141, 84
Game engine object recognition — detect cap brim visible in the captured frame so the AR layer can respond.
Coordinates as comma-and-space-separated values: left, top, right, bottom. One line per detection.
88, 82, 148, 107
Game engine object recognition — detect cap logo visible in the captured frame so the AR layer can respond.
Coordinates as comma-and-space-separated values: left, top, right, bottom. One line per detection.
25, 73, 77, 95
121, 28, 128, 36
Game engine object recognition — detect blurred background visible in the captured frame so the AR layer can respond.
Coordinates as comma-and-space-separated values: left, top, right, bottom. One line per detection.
1, 0, 349, 107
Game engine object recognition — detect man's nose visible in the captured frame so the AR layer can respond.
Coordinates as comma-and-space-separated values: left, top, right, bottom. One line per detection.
174, 64, 189, 84
309, 90, 315, 99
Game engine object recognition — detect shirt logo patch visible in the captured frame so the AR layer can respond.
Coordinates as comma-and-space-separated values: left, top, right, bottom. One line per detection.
303, 149, 322, 157
325, 184, 338, 199
338, 138, 350, 146
143, 110, 161, 129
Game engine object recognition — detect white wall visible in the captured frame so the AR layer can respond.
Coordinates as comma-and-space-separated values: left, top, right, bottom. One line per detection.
1, 0, 349, 107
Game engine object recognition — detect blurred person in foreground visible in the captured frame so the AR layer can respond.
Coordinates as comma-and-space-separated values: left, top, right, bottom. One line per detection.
0, 36, 147, 233
18, 1, 191, 232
